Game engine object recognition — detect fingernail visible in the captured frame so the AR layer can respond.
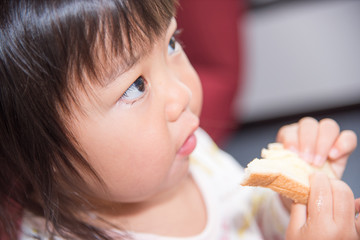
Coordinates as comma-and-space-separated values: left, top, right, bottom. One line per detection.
329, 148, 339, 159
313, 155, 324, 166
301, 150, 313, 163
288, 146, 298, 154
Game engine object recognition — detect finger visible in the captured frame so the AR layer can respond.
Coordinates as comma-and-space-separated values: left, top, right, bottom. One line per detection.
277, 123, 299, 153
330, 179, 355, 225
313, 118, 340, 166
288, 203, 307, 231
356, 198, 360, 215
330, 155, 349, 179
355, 198, 360, 236
298, 117, 319, 163
328, 130, 357, 160
307, 172, 333, 223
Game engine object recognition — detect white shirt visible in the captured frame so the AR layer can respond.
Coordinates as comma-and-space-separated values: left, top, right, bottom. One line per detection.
20, 128, 289, 240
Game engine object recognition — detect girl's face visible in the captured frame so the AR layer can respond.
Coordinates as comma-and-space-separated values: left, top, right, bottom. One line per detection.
69, 18, 202, 203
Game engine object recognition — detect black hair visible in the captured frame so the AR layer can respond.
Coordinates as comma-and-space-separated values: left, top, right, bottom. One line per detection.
0, 0, 177, 239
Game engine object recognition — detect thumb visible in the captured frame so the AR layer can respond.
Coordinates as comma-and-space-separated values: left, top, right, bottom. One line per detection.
289, 203, 307, 230
286, 203, 307, 239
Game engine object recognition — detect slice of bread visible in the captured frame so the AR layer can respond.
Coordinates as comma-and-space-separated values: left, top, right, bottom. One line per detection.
241, 143, 336, 204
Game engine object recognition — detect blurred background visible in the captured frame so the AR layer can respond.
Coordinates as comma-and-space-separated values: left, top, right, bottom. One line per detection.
177, 0, 360, 198
229, 0, 360, 198
236, 0, 360, 123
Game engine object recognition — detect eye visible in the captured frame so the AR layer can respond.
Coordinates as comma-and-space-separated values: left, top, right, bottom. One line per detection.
168, 30, 181, 55
120, 76, 146, 103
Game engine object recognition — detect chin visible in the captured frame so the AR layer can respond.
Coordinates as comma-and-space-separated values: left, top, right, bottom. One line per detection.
165, 157, 191, 188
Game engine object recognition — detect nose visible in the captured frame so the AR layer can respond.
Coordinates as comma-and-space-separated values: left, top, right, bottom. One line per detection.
165, 77, 192, 122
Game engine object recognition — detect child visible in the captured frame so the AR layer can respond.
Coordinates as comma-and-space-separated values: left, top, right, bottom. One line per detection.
0, 0, 359, 239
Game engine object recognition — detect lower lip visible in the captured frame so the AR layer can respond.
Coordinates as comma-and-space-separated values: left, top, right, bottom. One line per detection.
177, 133, 197, 156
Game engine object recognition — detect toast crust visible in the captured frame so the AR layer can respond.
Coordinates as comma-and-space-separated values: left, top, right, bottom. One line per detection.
241, 172, 309, 204
240, 143, 335, 204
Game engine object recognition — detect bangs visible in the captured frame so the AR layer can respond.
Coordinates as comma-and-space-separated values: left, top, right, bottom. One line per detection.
66, 0, 178, 84
64, 0, 178, 89
1, 0, 177, 111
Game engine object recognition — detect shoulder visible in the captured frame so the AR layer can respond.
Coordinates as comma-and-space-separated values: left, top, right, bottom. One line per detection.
19, 211, 64, 240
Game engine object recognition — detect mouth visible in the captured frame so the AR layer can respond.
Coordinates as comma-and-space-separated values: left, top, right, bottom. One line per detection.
176, 114, 200, 157
177, 132, 197, 156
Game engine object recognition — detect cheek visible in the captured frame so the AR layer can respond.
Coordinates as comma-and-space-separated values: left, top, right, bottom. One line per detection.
74, 115, 176, 202
102, 140, 174, 202
190, 70, 203, 117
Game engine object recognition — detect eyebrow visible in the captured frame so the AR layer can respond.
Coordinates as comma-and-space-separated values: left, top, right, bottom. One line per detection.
99, 51, 141, 89
102, 18, 177, 89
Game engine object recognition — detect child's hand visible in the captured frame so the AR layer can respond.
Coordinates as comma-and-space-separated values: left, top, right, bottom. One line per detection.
286, 172, 360, 240
276, 117, 357, 178
356, 198, 360, 232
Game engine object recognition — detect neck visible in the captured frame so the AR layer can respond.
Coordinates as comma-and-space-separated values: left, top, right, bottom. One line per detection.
87, 173, 193, 229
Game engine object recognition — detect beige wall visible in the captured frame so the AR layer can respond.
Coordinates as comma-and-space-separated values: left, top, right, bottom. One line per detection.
236, 0, 360, 123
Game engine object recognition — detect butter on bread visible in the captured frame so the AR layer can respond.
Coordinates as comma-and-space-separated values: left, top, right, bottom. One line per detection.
241, 143, 336, 204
